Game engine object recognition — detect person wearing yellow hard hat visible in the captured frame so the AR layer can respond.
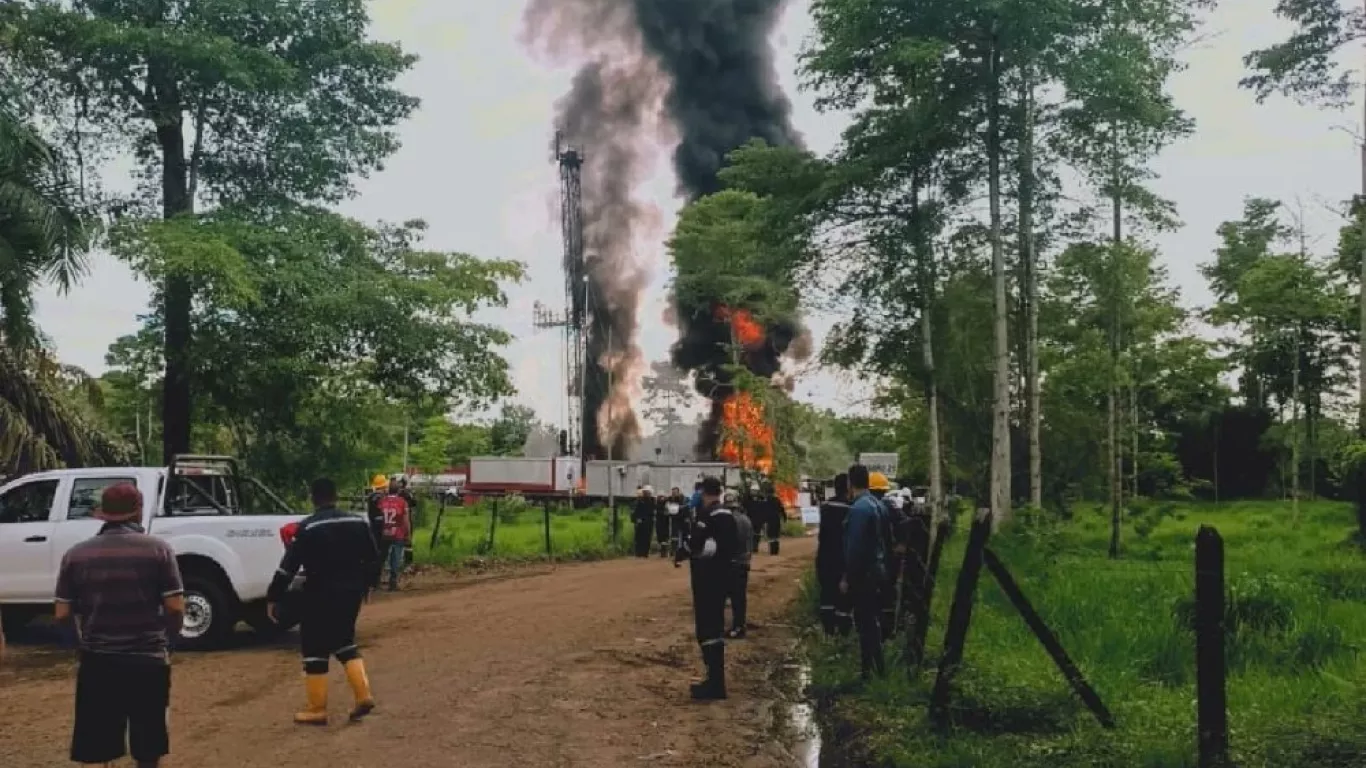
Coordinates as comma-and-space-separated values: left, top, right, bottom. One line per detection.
867, 470, 903, 639
843, 464, 886, 680
364, 475, 388, 587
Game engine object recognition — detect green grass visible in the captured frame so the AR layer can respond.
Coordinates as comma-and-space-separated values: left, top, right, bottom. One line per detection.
803, 500, 1366, 768
411, 499, 629, 566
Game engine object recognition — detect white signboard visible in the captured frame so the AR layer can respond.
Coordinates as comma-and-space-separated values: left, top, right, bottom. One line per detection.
858, 452, 899, 478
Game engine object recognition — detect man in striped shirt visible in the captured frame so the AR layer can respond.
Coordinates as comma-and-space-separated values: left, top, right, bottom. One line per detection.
54, 482, 185, 767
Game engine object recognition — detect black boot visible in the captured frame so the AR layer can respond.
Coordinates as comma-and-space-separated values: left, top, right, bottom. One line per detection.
690, 643, 727, 700
818, 607, 836, 636
769, 540, 780, 556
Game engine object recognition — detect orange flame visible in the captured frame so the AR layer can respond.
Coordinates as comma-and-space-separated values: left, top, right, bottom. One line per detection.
714, 306, 765, 349
719, 391, 774, 474
776, 483, 797, 508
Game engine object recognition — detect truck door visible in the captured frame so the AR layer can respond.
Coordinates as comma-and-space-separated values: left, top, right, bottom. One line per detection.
42, 475, 140, 598
0, 478, 60, 601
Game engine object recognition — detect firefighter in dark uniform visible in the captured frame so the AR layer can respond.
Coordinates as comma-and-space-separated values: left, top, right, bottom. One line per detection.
364, 474, 387, 585
742, 486, 765, 554
653, 487, 671, 558
817, 473, 853, 636
267, 478, 381, 725
763, 484, 784, 555
666, 487, 689, 563
688, 476, 740, 700
869, 472, 904, 639
631, 486, 656, 557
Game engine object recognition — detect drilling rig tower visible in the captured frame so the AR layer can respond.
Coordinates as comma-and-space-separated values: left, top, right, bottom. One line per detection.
533, 131, 589, 470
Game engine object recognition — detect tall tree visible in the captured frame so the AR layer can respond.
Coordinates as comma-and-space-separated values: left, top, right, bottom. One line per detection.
11, 0, 418, 462
1244, 0, 1366, 535
105, 210, 521, 491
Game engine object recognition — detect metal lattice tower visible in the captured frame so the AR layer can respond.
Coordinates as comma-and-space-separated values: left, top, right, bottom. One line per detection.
532, 131, 589, 461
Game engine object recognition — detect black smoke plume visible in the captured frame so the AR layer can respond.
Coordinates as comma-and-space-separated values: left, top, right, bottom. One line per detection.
630, 0, 806, 458
524, 0, 805, 460
523, 0, 666, 459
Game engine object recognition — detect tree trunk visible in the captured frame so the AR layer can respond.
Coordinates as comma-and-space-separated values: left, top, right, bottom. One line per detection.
987, 40, 1011, 525
1308, 392, 1318, 500
1357, 25, 1366, 538
1017, 73, 1042, 512
1292, 330, 1302, 526
152, 66, 193, 464
1130, 376, 1139, 499
911, 180, 944, 527
1108, 128, 1123, 559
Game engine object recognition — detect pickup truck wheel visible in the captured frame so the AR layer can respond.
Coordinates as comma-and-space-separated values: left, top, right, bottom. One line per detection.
178, 575, 235, 650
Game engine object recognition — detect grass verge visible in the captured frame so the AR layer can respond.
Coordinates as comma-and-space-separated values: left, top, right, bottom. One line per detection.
801, 500, 1366, 768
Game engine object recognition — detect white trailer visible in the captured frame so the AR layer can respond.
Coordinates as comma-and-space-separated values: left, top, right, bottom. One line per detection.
584, 461, 741, 499
465, 457, 577, 496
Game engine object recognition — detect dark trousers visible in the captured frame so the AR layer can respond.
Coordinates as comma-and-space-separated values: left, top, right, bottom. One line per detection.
751, 527, 762, 554
300, 590, 365, 674
71, 653, 171, 764
766, 513, 782, 554
690, 564, 726, 646
817, 570, 853, 636
655, 516, 671, 555
671, 517, 690, 554
880, 554, 902, 639
727, 563, 750, 630
633, 521, 653, 557
850, 580, 885, 678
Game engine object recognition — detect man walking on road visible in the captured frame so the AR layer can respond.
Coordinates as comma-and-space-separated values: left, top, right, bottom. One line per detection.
631, 487, 656, 558
377, 480, 411, 591
726, 491, 753, 639
843, 465, 886, 680
653, 487, 672, 558
53, 482, 185, 768
267, 478, 381, 726
666, 487, 689, 563
688, 476, 740, 700
817, 473, 853, 637
364, 474, 387, 585
763, 485, 784, 555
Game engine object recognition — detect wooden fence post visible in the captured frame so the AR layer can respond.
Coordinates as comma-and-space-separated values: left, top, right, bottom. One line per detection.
901, 506, 933, 669
929, 509, 992, 727
912, 519, 952, 662
486, 498, 499, 553
982, 548, 1115, 728
544, 501, 552, 555
429, 494, 447, 552
1196, 526, 1230, 767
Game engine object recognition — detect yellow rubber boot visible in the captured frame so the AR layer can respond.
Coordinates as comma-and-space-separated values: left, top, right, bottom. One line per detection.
294, 674, 329, 726
343, 659, 376, 721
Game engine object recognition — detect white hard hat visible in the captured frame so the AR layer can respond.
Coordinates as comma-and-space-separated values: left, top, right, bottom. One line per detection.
642, 485, 654, 494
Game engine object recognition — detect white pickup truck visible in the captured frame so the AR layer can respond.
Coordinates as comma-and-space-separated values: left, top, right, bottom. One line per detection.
0, 455, 308, 650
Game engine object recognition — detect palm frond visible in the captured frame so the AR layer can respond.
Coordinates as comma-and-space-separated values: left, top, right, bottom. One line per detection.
0, 349, 132, 475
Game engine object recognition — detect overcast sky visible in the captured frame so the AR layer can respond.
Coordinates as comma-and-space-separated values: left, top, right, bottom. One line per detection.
34, 0, 1363, 431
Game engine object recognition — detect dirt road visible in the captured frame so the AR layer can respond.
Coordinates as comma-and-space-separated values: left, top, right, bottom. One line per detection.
0, 537, 816, 768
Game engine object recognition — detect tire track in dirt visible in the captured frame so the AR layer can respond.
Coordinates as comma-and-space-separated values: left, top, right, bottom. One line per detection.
0, 537, 815, 768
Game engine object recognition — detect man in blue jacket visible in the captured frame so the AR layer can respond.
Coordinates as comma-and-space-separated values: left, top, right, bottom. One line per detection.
842, 464, 886, 680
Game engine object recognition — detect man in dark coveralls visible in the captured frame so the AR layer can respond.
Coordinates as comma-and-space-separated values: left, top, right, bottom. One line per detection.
687, 476, 740, 700
817, 473, 853, 636
267, 478, 381, 725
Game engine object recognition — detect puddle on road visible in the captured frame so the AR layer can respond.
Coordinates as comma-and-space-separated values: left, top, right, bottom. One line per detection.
782, 663, 823, 768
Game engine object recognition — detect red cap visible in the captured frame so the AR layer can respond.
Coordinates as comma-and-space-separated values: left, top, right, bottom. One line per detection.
99, 483, 143, 517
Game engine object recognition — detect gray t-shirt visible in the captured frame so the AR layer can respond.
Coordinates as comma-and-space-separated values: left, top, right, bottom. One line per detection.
55, 523, 184, 662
